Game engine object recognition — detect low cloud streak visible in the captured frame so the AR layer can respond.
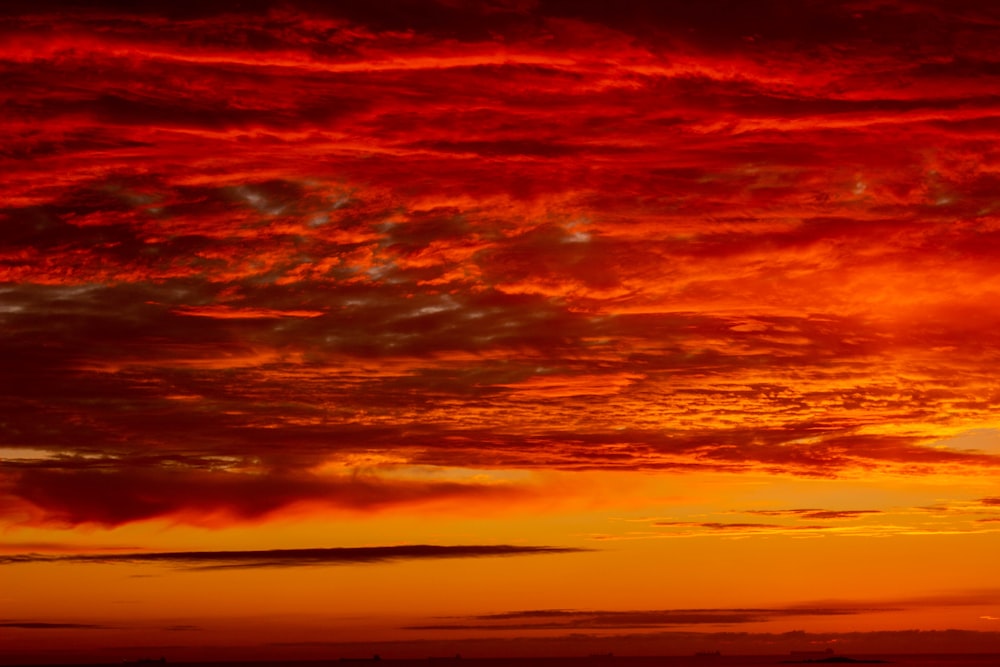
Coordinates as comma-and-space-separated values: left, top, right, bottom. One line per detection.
1, 544, 588, 570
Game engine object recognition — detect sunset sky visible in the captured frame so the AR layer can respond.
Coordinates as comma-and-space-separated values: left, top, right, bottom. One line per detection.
3, 0, 1000, 662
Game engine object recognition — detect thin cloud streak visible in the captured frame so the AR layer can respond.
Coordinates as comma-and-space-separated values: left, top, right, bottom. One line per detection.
0, 622, 110, 630
406, 607, 872, 631
0, 544, 588, 570
408, 591, 1000, 630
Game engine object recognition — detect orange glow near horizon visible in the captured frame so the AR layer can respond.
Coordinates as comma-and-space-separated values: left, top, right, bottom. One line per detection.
3, 0, 1000, 662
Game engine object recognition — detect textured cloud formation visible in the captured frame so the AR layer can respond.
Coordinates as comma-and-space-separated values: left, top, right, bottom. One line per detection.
1, 544, 585, 569
4, 0, 1000, 525
408, 589, 1000, 631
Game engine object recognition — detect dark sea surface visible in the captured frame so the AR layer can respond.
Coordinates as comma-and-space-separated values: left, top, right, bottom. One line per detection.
22, 656, 998, 667
10, 657, 1000, 667
326, 658, 998, 667
372, 657, 1000, 667
299, 656, 1000, 667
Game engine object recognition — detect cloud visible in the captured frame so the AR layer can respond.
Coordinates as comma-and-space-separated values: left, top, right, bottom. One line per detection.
644, 503, 1000, 539
3, 0, 1000, 529
405, 605, 879, 631
0, 544, 587, 570
0, 621, 110, 629
651, 521, 831, 536
0, 540, 140, 554
407, 591, 1000, 630
5, 467, 533, 527
745, 509, 883, 520
655, 522, 790, 531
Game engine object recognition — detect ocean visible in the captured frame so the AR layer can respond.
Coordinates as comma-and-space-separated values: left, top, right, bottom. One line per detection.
8, 656, 1000, 667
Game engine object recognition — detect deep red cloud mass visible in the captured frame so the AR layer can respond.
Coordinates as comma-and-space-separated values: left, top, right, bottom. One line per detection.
4, 0, 1000, 526
7, 466, 530, 526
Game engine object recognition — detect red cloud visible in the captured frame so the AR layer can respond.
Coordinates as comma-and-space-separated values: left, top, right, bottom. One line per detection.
6, 467, 527, 527
3, 0, 1000, 527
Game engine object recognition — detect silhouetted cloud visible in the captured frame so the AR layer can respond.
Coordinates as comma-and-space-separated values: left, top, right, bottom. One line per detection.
745, 509, 883, 519
0, 621, 110, 629
0, 544, 588, 570
407, 591, 1000, 630
652, 521, 828, 533
406, 606, 877, 630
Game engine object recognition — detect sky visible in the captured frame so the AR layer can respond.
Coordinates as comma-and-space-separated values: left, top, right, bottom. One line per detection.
3, 0, 1000, 661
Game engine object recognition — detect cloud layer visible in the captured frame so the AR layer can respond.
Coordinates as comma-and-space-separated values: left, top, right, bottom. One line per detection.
3, 0, 1000, 525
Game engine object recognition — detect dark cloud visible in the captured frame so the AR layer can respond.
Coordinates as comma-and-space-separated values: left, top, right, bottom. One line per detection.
654, 522, 777, 530
5, 467, 530, 526
406, 605, 878, 630
0, 621, 110, 629
745, 509, 883, 520
407, 591, 1000, 631
1, 544, 586, 570
651, 521, 828, 533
